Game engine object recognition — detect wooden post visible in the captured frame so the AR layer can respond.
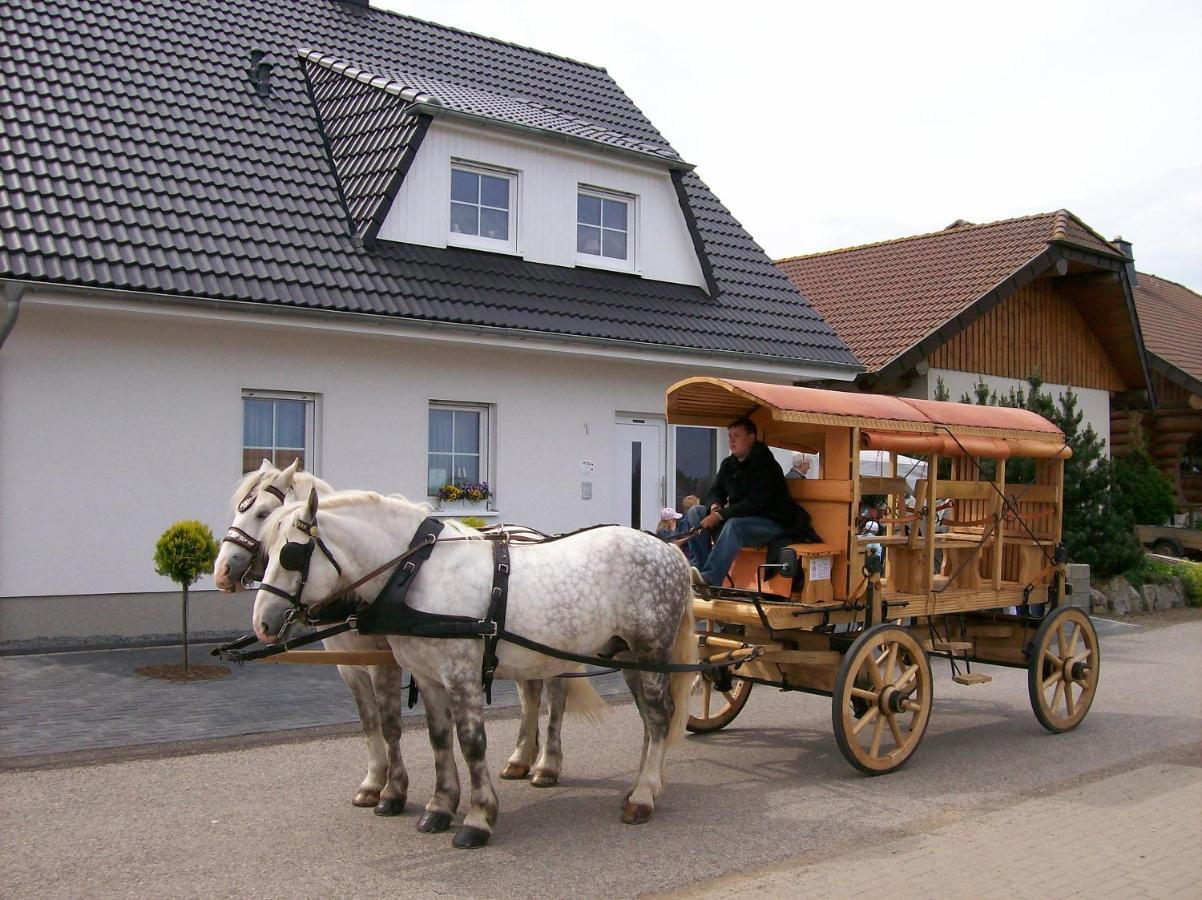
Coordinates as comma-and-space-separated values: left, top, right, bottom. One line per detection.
925, 453, 939, 594
849, 426, 861, 602
993, 458, 1006, 589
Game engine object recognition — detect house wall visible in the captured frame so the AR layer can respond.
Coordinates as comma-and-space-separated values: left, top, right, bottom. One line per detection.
1111, 372, 1202, 508
907, 369, 1113, 453
378, 119, 707, 289
0, 295, 836, 640
929, 278, 1127, 392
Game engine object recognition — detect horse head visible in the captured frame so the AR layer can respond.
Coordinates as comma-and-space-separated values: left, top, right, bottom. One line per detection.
213, 457, 309, 592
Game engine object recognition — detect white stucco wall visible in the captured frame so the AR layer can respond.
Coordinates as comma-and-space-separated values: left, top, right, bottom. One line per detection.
1, 294, 853, 614
378, 119, 707, 289
913, 368, 1112, 452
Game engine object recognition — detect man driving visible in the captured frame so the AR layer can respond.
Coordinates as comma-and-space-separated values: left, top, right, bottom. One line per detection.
683, 417, 798, 586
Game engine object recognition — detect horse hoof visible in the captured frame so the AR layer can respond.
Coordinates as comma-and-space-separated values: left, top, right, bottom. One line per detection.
373, 796, 406, 817
352, 790, 381, 808
530, 772, 558, 788
416, 810, 454, 834
621, 801, 653, 825
452, 825, 491, 849
499, 763, 529, 780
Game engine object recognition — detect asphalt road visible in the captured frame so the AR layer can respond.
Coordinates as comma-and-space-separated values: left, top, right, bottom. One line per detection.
3, 615, 1200, 898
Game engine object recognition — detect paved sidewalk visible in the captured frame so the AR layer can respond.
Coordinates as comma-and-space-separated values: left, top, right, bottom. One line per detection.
679, 760, 1202, 899
0, 642, 626, 761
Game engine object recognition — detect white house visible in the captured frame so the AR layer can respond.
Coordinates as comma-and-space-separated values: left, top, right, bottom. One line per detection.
0, 0, 859, 641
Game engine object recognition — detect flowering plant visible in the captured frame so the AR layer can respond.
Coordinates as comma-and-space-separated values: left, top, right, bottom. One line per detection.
437, 482, 491, 503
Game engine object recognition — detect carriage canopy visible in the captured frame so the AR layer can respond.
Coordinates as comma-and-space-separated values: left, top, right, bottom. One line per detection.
665, 378, 1070, 459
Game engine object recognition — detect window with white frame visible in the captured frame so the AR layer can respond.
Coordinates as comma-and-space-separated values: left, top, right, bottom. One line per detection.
242, 391, 317, 474
577, 187, 633, 270
449, 163, 516, 252
428, 402, 492, 498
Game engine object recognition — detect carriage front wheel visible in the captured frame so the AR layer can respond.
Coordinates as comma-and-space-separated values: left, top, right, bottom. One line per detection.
687, 671, 753, 733
1027, 606, 1099, 733
832, 624, 933, 775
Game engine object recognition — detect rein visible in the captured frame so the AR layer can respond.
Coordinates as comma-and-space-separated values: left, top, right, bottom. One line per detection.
224, 517, 752, 680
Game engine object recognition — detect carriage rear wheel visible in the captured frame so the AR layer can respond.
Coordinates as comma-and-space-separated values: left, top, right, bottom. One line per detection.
687, 672, 753, 733
1028, 606, 1099, 733
832, 624, 933, 775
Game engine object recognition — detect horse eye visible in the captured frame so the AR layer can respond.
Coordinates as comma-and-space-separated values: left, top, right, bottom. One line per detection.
256, 510, 269, 519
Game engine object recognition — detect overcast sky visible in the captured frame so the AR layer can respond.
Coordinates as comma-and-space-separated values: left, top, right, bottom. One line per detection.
376, 0, 1201, 288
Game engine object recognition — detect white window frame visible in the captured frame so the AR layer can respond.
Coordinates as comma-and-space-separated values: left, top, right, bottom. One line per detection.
447, 161, 518, 254
241, 389, 320, 475
427, 401, 494, 504
575, 185, 635, 273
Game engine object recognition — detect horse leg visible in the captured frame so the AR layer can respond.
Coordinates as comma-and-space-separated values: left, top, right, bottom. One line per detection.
337, 664, 387, 808
368, 663, 407, 817
500, 679, 541, 780
449, 681, 498, 849
415, 680, 459, 835
621, 668, 652, 785
622, 671, 673, 826
531, 678, 564, 787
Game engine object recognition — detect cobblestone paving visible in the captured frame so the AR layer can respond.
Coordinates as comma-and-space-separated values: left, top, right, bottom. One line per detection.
0, 643, 626, 760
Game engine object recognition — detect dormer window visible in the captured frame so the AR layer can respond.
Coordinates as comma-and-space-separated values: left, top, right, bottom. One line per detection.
577, 187, 633, 272
449, 162, 517, 252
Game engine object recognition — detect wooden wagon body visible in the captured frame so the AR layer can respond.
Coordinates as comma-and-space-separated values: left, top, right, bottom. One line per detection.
670, 377, 1100, 773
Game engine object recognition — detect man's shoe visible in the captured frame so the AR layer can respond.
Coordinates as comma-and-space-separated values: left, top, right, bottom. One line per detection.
689, 566, 708, 586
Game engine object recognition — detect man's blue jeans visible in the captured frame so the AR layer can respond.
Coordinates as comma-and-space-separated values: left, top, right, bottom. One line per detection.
684, 505, 786, 586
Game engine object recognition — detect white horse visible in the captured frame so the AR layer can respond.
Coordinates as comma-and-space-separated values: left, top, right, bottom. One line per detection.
254, 489, 696, 849
215, 463, 588, 805
214, 460, 408, 815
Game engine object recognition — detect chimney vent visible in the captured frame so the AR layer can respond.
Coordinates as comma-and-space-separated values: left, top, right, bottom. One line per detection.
1111, 235, 1137, 286
249, 50, 272, 97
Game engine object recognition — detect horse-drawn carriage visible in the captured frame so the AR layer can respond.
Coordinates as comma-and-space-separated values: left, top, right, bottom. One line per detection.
216, 376, 1099, 846
670, 377, 1099, 774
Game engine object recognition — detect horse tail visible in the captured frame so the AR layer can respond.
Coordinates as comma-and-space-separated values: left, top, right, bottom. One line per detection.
665, 585, 698, 747
563, 676, 609, 724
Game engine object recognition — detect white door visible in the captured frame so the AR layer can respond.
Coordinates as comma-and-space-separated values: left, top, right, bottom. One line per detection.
614, 418, 664, 530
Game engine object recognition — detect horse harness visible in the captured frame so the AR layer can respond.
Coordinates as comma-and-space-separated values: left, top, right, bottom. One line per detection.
220, 517, 753, 689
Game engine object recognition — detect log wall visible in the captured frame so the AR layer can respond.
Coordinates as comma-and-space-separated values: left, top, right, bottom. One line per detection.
1111, 371, 1202, 507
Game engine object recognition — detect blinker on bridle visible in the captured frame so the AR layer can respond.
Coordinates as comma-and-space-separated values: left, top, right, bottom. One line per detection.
258, 515, 344, 617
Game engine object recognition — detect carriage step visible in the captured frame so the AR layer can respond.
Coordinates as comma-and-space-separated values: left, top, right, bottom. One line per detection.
925, 640, 973, 652
952, 673, 992, 685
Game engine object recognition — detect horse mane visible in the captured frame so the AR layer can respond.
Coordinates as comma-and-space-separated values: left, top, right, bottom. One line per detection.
227, 466, 334, 511
260, 490, 481, 550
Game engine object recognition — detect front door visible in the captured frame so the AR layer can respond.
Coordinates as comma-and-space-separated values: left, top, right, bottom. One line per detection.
614, 417, 664, 530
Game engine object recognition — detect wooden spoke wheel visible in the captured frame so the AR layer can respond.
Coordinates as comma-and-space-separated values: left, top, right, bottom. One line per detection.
832, 624, 933, 775
1028, 606, 1099, 734
687, 671, 753, 733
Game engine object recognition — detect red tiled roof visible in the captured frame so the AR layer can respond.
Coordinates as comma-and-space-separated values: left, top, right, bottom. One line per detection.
1133, 272, 1202, 382
776, 210, 1124, 371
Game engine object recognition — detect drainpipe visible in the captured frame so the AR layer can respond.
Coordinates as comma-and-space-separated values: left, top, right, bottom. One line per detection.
0, 284, 22, 349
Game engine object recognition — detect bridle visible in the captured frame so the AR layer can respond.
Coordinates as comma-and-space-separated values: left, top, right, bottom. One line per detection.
222, 482, 289, 586
257, 513, 345, 618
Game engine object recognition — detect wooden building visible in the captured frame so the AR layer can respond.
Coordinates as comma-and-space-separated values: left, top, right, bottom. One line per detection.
776, 211, 1153, 450
1112, 272, 1202, 520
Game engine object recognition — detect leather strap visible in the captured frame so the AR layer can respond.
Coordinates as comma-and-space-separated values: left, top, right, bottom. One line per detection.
481, 539, 510, 702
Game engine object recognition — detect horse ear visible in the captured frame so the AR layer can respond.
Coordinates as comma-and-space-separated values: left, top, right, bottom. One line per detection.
306, 487, 319, 519
276, 457, 300, 490
258, 458, 272, 473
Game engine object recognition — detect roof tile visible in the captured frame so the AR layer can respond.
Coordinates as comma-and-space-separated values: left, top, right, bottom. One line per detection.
1133, 272, 1202, 382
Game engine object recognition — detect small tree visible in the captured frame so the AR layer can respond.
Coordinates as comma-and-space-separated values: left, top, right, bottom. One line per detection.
153, 520, 219, 672
1113, 445, 1177, 527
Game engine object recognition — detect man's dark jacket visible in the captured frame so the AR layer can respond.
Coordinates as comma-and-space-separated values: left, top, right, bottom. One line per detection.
704, 441, 823, 545
705, 441, 799, 527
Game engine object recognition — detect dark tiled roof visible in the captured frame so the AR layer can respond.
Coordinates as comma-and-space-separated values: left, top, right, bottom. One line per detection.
775, 211, 1124, 370
0, 0, 857, 368
301, 53, 430, 241
299, 49, 685, 166
1133, 272, 1202, 383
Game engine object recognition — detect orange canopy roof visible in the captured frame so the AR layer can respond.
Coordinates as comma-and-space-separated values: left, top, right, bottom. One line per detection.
665, 378, 1068, 458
